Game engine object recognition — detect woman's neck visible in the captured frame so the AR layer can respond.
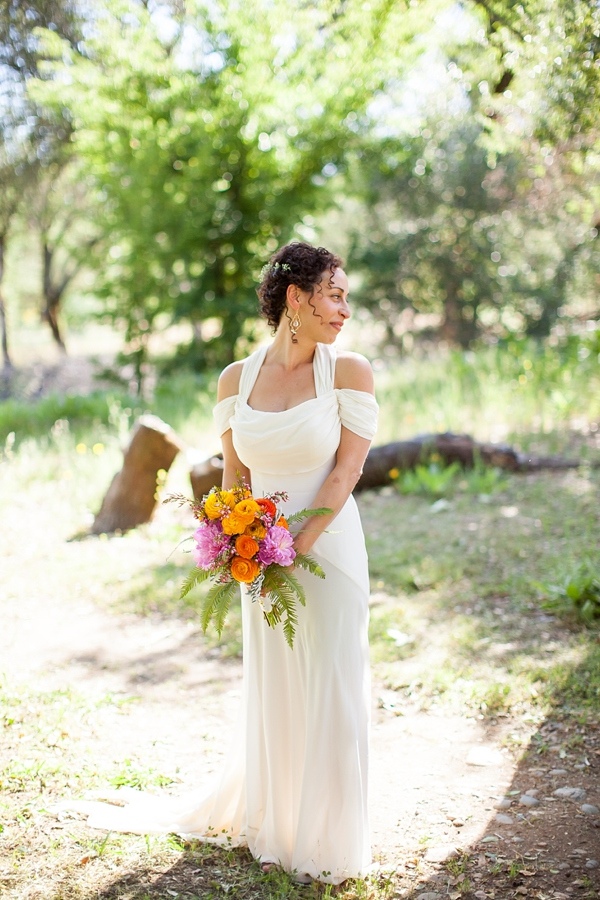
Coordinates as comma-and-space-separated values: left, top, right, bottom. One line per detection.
267, 327, 317, 371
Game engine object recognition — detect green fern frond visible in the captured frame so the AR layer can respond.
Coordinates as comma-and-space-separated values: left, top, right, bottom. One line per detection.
261, 568, 307, 648
293, 552, 326, 579
180, 566, 211, 599
286, 506, 332, 526
201, 579, 238, 636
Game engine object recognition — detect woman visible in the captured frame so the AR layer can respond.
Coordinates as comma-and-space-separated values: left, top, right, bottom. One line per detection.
65, 242, 378, 886
210, 241, 379, 883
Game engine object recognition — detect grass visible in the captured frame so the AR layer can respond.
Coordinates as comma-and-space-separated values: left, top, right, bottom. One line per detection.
1, 334, 599, 898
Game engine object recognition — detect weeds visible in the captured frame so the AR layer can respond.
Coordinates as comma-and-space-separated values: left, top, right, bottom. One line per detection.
537, 562, 600, 625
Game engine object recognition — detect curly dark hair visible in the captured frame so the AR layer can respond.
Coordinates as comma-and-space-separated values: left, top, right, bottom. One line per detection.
257, 241, 343, 332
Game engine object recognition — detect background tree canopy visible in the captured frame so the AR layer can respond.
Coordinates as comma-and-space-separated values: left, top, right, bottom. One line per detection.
1, 0, 598, 378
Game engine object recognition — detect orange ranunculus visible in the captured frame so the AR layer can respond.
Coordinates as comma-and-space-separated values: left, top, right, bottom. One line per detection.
230, 556, 261, 583
204, 489, 236, 520
222, 513, 247, 535
245, 519, 267, 540
233, 498, 261, 524
256, 497, 277, 518
235, 534, 259, 559
276, 516, 289, 529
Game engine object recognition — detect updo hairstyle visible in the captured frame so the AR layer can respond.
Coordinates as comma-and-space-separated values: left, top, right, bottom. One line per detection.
257, 241, 343, 331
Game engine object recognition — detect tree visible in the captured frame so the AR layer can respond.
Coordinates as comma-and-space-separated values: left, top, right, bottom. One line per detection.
0, 0, 83, 362
348, 106, 598, 348
0, 127, 39, 372
30, 0, 436, 381
464, 0, 600, 144
29, 158, 101, 351
342, 0, 599, 350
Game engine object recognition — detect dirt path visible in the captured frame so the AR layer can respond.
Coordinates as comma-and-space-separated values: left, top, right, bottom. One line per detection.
1, 574, 523, 859
3, 541, 599, 899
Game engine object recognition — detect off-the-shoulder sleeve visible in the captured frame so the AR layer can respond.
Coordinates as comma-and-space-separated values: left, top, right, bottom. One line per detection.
213, 395, 237, 436
336, 389, 379, 440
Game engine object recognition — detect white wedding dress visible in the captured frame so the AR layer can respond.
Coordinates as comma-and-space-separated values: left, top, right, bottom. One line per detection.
66, 342, 378, 884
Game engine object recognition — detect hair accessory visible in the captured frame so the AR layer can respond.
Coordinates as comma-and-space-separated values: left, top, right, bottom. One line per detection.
289, 310, 301, 342
260, 260, 292, 280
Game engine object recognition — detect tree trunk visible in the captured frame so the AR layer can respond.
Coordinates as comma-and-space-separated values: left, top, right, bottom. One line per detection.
42, 242, 67, 352
91, 415, 185, 535
0, 233, 12, 371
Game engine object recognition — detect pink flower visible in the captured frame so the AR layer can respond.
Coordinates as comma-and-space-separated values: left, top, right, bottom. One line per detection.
193, 521, 231, 569
257, 525, 296, 567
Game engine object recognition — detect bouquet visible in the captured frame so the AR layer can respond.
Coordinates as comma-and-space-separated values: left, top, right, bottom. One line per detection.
169, 481, 330, 648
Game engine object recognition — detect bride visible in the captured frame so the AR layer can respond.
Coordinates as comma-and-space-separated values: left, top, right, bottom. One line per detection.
66, 241, 378, 886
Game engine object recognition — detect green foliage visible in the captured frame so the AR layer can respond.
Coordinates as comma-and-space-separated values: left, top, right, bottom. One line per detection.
0, 391, 138, 443
199, 578, 238, 637
375, 332, 600, 444
179, 565, 211, 601
394, 461, 461, 498
538, 563, 600, 625
109, 760, 175, 790
464, 0, 600, 143
349, 114, 598, 348
293, 552, 327, 580
286, 507, 333, 527
391, 455, 507, 499
28, 0, 431, 376
261, 566, 306, 649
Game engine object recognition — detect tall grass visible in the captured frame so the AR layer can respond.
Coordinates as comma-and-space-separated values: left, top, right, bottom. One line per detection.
375, 334, 600, 449
3, 334, 598, 457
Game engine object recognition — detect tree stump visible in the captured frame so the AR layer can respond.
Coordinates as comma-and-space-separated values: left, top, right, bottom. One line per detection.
190, 455, 224, 500
91, 415, 185, 534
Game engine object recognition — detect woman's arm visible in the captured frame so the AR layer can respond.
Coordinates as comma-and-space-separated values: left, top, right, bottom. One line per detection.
293, 427, 372, 555
293, 352, 376, 556
217, 361, 251, 490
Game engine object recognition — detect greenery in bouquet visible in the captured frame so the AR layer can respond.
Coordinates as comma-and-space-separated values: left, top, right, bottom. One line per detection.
168, 481, 330, 648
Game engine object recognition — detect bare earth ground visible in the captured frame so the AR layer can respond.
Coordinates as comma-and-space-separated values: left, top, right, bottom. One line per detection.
0, 356, 599, 899
2, 570, 599, 899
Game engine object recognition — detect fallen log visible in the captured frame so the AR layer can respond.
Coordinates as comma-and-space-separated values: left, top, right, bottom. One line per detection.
91, 414, 185, 534
189, 432, 590, 499
355, 432, 588, 491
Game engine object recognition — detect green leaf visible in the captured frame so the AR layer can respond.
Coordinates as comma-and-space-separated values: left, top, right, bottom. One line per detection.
286, 507, 332, 526
261, 567, 308, 648
179, 566, 211, 600
294, 552, 326, 579
200, 579, 238, 636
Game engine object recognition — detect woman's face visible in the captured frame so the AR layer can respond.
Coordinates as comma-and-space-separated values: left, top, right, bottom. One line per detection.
298, 267, 351, 343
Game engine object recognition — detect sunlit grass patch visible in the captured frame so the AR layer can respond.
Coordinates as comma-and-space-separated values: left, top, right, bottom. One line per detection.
375, 336, 600, 448
361, 464, 600, 716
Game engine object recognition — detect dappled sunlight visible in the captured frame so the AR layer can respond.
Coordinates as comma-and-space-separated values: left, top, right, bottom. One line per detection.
1, 341, 598, 897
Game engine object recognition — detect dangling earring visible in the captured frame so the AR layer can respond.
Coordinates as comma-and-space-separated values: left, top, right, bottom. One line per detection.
289, 310, 301, 343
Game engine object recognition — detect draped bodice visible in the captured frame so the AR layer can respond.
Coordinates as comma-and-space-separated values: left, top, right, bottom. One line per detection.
213, 343, 378, 494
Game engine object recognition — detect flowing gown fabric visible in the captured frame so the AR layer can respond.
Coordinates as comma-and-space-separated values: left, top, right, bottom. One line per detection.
66, 343, 378, 885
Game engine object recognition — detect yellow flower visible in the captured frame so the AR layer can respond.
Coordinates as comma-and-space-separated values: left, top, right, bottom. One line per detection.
246, 520, 267, 540
222, 513, 248, 535
233, 498, 261, 526
388, 468, 400, 480
204, 489, 236, 520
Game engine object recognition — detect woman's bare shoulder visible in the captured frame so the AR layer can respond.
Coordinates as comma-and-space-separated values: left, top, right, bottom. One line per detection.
334, 350, 375, 393
217, 360, 244, 401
